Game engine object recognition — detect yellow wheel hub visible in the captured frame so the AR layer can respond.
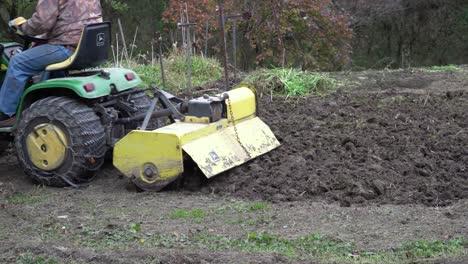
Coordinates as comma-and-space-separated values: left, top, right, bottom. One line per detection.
26, 124, 68, 171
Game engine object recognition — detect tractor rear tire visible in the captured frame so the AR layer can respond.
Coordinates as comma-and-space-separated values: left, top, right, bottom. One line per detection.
15, 97, 106, 187
124, 89, 163, 130
0, 135, 11, 156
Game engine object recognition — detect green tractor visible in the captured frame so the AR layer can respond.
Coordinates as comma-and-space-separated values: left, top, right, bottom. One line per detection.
0, 22, 156, 187
1, 22, 280, 191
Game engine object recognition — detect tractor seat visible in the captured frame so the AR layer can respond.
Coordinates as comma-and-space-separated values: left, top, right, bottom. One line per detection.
45, 22, 111, 71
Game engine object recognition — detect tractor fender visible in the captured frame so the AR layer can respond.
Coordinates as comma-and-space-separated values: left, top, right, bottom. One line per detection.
17, 68, 142, 115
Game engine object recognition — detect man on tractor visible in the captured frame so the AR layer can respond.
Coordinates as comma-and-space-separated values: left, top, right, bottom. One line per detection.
0, 0, 103, 127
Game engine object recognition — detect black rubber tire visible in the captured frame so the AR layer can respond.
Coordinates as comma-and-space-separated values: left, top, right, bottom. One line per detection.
15, 97, 106, 187
124, 89, 163, 130
0, 135, 11, 156
0, 142, 8, 156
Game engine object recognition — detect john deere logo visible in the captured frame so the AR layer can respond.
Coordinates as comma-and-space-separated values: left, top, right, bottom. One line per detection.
96, 33, 105, 47
209, 151, 220, 163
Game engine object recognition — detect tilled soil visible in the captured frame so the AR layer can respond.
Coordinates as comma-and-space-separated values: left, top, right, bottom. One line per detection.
1, 69, 467, 263
204, 71, 468, 207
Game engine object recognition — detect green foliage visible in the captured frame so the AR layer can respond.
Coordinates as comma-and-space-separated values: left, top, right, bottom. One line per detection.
462, 7, 468, 27
400, 238, 467, 259
77, 223, 144, 248
0, 0, 36, 15
129, 52, 223, 91
194, 232, 354, 259
244, 68, 336, 96
217, 201, 271, 213
168, 208, 207, 223
193, 233, 468, 262
6, 193, 46, 205
15, 218, 468, 263
247, 201, 270, 212
163, 0, 352, 70
16, 253, 58, 264
129, 223, 142, 233
103, 0, 129, 12
422, 65, 460, 72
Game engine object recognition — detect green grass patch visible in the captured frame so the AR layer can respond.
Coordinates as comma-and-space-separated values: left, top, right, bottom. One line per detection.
7, 192, 47, 205
193, 233, 467, 263
29, 219, 467, 263
75, 223, 144, 249
400, 238, 467, 259
16, 253, 59, 264
243, 68, 336, 96
193, 232, 353, 260
217, 201, 271, 213
215, 201, 271, 226
121, 52, 223, 92
422, 65, 460, 72
168, 208, 207, 223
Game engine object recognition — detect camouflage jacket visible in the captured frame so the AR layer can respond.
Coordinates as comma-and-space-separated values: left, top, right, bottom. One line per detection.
20, 0, 103, 45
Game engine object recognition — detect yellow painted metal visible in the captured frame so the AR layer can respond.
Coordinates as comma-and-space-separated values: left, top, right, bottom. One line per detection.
183, 116, 211, 124
182, 117, 280, 178
113, 132, 183, 185
225, 87, 256, 121
113, 87, 280, 189
114, 118, 231, 186
26, 124, 68, 171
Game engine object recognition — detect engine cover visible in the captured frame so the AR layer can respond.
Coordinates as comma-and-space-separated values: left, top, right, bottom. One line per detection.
187, 95, 224, 122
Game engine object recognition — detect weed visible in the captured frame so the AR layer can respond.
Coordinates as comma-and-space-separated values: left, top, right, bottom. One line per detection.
7, 193, 47, 205
129, 222, 142, 233
192, 232, 468, 263
400, 238, 467, 259
193, 232, 354, 259
377, 95, 407, 108
20, 220, 467, 263
244, 68, 336, 96
119, 52, 223, 91
16, 253, 59, 264
217, 201, 271, 213
76, 223, 144, 249
168, 208, 207, 223
248, 201, 271, 212
422, 65, 460, 72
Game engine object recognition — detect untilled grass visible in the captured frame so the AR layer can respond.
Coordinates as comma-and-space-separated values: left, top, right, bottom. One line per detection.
243, 68, 336, 96
126, 52, 223, 92
421, 65, 460, 72
168, 208, 207, 223
399, 239, 467, 259
165, 201, 272, 226
7, 198, 465, 264
16, 253, 60, 264
18, 220, 467, 264
215, 201, 271, 213
75, 223, 145, 249
6, 191, 48, 205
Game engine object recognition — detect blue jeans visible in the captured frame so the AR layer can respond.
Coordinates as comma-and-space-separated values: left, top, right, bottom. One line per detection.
0, 44, 73, 116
